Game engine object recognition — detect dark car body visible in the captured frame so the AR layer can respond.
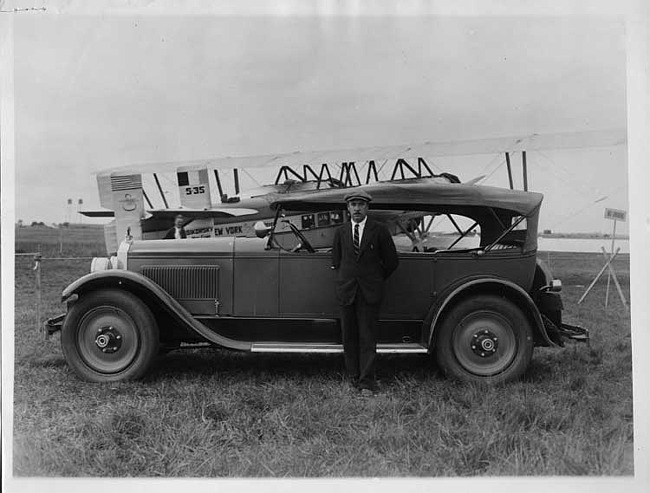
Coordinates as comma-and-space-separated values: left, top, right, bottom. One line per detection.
46, 180, 587, 383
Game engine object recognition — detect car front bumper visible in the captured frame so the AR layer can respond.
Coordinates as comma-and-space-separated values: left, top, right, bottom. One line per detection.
44, 313, 65, 338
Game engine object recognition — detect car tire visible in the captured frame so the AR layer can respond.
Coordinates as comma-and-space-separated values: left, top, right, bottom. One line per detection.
435, 294, 534, 384
61, 289, 159, 382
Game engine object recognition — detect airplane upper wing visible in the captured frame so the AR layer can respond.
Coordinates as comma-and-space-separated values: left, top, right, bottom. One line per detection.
96, 129, 626, 175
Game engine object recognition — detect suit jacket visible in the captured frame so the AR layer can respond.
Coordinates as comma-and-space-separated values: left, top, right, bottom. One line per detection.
331, 218, 399, 306
164, 226, 187, 239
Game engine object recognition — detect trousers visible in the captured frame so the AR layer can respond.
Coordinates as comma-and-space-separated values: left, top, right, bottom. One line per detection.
341, 290, 380, 390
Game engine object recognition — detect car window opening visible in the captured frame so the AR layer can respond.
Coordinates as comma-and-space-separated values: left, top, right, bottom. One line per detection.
263, 202, 535, 256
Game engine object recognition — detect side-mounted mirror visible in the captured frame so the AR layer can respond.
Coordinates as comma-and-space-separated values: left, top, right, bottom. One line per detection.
254, 221, 271, 238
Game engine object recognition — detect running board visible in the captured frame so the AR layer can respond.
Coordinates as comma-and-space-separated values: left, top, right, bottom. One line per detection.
250, 342, 428, 354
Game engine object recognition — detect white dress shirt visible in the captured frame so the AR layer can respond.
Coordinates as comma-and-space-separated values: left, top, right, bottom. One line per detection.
351, 216, 368, 245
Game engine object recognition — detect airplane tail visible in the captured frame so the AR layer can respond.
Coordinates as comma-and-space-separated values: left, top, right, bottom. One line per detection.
176, 167, 216, 237
97, 173, 145, 254
177, 167, 212, 208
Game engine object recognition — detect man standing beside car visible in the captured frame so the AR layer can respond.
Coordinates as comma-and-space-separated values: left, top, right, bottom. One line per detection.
331, 190, 399, 396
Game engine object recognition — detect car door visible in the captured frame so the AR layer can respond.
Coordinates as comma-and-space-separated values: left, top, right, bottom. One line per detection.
278, 250, 338, 318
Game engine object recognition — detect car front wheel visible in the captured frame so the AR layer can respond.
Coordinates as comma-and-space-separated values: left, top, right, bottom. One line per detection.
61, 289, 159, 382
435, 294, 534, 384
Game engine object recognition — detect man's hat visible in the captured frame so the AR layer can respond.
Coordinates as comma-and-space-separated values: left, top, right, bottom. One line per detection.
343, 190, 372, 203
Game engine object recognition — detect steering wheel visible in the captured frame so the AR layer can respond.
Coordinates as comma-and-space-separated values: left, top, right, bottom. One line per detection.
283, 220, 316, 253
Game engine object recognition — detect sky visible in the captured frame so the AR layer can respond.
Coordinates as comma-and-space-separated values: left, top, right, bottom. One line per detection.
8, 10, 630, 234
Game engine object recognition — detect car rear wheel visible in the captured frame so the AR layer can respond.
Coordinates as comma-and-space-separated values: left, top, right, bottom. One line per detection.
61, 289, 159, 382
435, 294, 534, 384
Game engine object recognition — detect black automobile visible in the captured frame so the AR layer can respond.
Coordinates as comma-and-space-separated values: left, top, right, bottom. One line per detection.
46, 181, 587, 383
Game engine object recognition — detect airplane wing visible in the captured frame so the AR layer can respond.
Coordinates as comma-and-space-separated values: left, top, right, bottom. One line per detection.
96, 129, 626, 175
79, 209, 115, 218
144, 207, 259, 219
80, 207, 259, 219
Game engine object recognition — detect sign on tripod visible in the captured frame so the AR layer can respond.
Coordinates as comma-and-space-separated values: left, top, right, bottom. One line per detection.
604, 208, 626, 222
578, 208, 627, 307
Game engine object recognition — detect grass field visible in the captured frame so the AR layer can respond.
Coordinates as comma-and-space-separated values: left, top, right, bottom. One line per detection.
11, 236, 633, 477
15, 224, 107, 258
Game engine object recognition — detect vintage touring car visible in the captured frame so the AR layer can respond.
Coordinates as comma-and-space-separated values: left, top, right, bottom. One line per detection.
46, 180, 587, 383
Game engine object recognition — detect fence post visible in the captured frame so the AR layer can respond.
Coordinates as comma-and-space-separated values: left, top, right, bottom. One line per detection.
33, 253, 42, 334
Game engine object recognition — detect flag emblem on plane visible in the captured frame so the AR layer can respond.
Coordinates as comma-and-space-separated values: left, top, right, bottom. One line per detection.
177, 170, 204, 186
110, 174, 142, 192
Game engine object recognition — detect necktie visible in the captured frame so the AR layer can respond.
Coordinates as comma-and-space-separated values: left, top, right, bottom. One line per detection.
353, 223, 360, 257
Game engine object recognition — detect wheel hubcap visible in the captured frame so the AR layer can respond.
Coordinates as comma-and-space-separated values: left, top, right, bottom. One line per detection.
453, 311, 517, 377
94, 326, 123, 353
471, 329, 499, 357
77, 307, 139, 374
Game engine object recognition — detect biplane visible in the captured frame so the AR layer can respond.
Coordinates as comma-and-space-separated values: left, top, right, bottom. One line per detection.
81, 129, 625, 254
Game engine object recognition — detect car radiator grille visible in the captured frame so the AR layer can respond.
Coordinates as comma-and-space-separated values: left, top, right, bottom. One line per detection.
141, 266, 220, 314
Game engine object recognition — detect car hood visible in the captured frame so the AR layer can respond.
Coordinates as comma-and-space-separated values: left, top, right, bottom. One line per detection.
127, 236, 269, 256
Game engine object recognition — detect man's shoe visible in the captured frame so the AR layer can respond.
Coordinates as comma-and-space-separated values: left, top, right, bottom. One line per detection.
359, 388, 375, 398
344, 377, 359, 393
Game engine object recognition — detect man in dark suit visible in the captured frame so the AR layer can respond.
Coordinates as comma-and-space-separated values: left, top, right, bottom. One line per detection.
331, 190, 399, 396
164, 214, 188, 239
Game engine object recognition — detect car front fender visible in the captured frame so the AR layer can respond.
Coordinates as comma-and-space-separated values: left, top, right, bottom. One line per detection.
425, 276, 557, 349
61, 270, 251, 351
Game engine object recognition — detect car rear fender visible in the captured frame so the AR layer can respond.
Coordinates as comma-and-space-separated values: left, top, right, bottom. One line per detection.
425, 276, 557, 349
61, 270, 251, 351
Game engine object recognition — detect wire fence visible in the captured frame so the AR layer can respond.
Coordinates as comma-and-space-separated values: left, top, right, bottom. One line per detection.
15, 252, 94, 337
